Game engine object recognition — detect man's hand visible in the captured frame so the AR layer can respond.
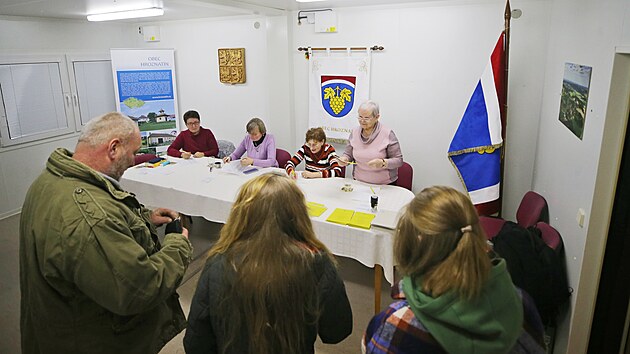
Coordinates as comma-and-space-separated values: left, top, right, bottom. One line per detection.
193, 152, 205, 158
150, 208, 179, 226
240, 157, 254, 166
181, 151, 192, 159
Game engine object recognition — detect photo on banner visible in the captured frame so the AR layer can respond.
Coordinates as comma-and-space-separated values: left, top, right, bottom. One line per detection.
308, 49, 371, 143
110, 49, 180, 156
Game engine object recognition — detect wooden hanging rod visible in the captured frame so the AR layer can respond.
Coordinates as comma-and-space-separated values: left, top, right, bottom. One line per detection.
297, 45, 384, 52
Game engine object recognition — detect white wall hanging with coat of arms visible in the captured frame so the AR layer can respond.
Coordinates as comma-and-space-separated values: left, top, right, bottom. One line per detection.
308, 48, 371, 143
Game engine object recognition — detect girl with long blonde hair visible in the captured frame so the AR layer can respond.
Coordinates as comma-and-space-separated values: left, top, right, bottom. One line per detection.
185, 173, 352, 354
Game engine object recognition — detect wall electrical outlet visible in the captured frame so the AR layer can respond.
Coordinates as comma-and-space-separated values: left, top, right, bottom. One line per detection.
576, 208, 586, 228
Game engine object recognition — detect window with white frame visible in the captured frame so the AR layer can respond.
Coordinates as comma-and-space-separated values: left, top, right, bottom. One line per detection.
0, 58, 75, 146
0, 54, 116, 147
68, 56, 115, 127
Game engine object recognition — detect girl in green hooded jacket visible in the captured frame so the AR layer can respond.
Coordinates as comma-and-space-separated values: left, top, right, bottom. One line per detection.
363, 186, 546, 354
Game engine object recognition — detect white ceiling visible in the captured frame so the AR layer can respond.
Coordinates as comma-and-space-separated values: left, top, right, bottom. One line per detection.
0, 0, 443, 22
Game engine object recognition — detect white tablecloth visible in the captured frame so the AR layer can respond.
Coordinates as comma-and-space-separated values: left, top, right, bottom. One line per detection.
121, 157, 415, 284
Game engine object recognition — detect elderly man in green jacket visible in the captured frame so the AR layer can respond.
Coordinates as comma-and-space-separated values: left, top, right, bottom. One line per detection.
20, 112, 193, 354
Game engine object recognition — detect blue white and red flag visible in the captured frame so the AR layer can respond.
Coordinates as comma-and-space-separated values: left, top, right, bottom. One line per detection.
448, 33, 506, 211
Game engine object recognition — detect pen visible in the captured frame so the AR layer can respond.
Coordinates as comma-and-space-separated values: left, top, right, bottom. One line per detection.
370, 186, 376, 194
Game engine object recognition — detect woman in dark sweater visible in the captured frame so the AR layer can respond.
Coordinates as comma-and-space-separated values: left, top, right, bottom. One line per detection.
185, 173, 353, 354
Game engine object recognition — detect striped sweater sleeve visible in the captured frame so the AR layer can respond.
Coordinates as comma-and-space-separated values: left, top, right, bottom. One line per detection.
285, 146, 306, 173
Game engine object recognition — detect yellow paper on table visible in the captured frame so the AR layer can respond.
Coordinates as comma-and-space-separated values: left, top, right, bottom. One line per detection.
347, 211, 376, 229
326, 208, 355, 225
307, 202, 328, 217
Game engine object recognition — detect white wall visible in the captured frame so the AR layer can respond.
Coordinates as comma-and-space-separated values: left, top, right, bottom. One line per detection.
0, 17, 136, 217
134, 14, 292, 149
532, 0, 630, 352
290, 0, 550, 219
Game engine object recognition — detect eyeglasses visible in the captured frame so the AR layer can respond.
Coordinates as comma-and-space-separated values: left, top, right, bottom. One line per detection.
186, 121, 200, 126
357, 116, 373, 122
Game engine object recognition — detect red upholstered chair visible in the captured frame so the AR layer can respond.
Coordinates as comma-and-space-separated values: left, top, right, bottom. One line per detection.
395, 162, 413, 191
338, 165, 346, 178
516, 191, 549, 228
276, 148, 292, 169
535, 221, 563, 252
479, 216, 507, 240
134, 153, 158, 165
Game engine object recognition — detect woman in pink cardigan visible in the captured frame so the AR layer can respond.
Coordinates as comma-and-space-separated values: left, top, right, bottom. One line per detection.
337, 100, 403, 185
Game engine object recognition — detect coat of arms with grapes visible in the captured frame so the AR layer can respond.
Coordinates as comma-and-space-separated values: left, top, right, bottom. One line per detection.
320, 75, 356, 118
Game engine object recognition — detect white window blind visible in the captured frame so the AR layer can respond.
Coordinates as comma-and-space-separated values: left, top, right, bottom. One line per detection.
72, 60, 115, 126
0, 59, 73, 146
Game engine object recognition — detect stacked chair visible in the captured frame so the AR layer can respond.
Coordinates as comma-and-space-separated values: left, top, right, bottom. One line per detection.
479, 191, 570, 354
516, 191, 550, 228
479, 190, 549, 239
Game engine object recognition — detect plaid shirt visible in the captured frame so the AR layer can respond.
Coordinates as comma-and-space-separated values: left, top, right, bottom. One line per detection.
362, 282, 546, 354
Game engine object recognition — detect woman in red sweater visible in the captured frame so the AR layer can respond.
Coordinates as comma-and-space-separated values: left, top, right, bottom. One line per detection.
167, 110, 219, 158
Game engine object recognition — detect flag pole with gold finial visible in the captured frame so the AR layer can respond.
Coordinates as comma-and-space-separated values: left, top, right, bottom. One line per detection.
496, 0, 511, 217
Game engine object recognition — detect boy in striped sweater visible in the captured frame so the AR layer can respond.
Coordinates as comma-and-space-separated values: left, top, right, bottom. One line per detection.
285, 127, 342, 178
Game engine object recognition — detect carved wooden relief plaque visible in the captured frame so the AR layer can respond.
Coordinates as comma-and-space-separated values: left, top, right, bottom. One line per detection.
218, 48, 246, 84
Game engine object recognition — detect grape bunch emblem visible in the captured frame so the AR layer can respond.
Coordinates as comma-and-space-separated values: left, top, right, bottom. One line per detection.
323, 86, 352, 115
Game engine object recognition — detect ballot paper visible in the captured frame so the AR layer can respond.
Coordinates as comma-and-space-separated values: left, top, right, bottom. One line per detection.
371, 209, 399, 230
222, 160, 258, 175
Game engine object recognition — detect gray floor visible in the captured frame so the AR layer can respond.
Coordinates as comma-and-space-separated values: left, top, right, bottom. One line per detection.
1, 214, 392, 354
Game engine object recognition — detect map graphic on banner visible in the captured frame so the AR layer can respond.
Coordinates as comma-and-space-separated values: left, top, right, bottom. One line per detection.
111, 49, 180, 156
309, 50, 371, 142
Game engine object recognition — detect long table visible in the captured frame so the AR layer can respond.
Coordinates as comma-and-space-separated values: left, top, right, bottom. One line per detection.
121, 157, 415, 312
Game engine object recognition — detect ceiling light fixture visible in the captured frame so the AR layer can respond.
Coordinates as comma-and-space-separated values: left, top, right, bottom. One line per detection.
87, 7, 164, 22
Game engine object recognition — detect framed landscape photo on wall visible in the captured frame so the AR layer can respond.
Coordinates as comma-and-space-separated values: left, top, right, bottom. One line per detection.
559, 62, 592, 140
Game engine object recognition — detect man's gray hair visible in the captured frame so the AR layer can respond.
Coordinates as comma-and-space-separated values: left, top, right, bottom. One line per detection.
78, 112, 139, 146
359, 100, 380, 118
